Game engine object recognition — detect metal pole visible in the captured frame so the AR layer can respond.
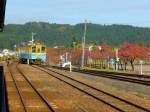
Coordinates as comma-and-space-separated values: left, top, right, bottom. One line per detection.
108, 56, 109, 69
70, 62, 72, 72
27, 59, 30, 65
141, 64, 143, 75
65, 52, 68, 63
31, 32, 36, 44
116, 48, 118, 71
81, 20, 87, 68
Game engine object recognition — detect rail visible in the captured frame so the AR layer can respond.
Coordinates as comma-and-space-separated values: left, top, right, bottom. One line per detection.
51, 66, 150, 86
16, 65, 56, 112
34, 65, 150, 112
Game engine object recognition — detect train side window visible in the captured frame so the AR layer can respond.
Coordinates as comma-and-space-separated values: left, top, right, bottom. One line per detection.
42, 47, 45, 53
32, 47, 36, 53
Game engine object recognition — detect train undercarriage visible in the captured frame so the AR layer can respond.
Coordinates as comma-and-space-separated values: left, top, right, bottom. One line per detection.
19, 58, 42, 65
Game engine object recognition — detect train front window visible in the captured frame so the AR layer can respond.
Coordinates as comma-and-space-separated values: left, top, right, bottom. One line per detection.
38, 48, 40, 53
42, 47, 45, 53
32, 47, 36, 53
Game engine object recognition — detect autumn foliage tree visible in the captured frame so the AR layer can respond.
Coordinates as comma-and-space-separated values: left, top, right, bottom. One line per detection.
87, 44, 113, 68
70, 44, 113, 67
71, 48, 82, 65
47, 43, 149, 71
119, 43, 150, 71
47, 48, 68, 65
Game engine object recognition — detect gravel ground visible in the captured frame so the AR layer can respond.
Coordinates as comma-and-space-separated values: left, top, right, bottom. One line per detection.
49, 67, 150, 109
76, 72, 150, 95
126, 65, 150, 74
4, 63, 149, 112
19, 64, 118, 112
54, 68, 150, 95
8, 63, 51, 112
3, 64, 25, 112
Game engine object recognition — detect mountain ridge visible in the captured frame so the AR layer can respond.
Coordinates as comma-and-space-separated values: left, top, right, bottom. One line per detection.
0, 22, 150, 49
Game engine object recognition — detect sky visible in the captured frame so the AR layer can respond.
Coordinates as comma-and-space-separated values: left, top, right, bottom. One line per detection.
5, 0, 150, 27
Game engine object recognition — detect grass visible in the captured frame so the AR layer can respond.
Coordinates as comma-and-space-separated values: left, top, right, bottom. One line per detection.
47, 63, 150, 75
81, 66, 138, 74
135, 93, 146, 98
82, 67, 150, 75
0, 57, 9, 61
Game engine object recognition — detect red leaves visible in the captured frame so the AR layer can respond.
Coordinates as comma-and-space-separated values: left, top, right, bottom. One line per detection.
46, 43, 149, 66
71, 44, 113, 60
119, 43, 149, 60
47, 48, 68, 64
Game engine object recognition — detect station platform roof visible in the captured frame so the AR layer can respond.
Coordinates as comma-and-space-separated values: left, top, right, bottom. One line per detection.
0, 0, 7, 32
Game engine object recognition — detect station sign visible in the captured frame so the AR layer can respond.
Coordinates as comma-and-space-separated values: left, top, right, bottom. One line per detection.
116, 58, 120, 62
110, 59, 115, 64
139, 60, 144, 65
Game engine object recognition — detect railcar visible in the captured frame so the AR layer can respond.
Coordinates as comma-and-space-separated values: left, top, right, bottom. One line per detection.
18, 42, 46, 64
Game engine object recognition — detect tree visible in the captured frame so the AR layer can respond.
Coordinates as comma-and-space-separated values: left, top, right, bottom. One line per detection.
119, 43, 149, 71
1, 22, 150, 50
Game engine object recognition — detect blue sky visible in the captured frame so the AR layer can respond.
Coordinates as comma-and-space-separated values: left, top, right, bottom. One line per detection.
5, 0, 150, 27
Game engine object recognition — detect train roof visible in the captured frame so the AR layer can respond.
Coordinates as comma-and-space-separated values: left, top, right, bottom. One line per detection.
18, 42, 46, 49
28, 42, 46, 46
0, 0, 7, 32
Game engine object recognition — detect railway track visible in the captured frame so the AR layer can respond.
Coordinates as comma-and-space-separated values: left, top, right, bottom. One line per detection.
8, 64, 56, 112
33, 65, 150, 112
52, 66, 150, 86
78, 69, 150, 79
76, 69, 150, 86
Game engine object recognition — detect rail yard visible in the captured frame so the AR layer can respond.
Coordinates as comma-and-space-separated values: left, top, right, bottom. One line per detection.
0, 30, 147, 112
0, 34, 149, 112
1, 0, 150, 112
0, 61, 149, 112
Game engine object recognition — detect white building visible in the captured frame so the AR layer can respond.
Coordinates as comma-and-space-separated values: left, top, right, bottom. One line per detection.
3, 49, 9, 56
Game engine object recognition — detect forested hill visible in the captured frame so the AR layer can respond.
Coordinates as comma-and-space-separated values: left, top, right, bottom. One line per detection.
0, 22, 150, 49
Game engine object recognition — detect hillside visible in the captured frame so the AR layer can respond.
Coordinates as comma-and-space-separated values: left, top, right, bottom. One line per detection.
0, 22, 150, 49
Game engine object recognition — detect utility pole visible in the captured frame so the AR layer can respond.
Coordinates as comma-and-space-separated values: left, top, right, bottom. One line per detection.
31, 32, 36, 44
81, 20, 87, 68
116, 48, 119, 71
140, 63, 143, 75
